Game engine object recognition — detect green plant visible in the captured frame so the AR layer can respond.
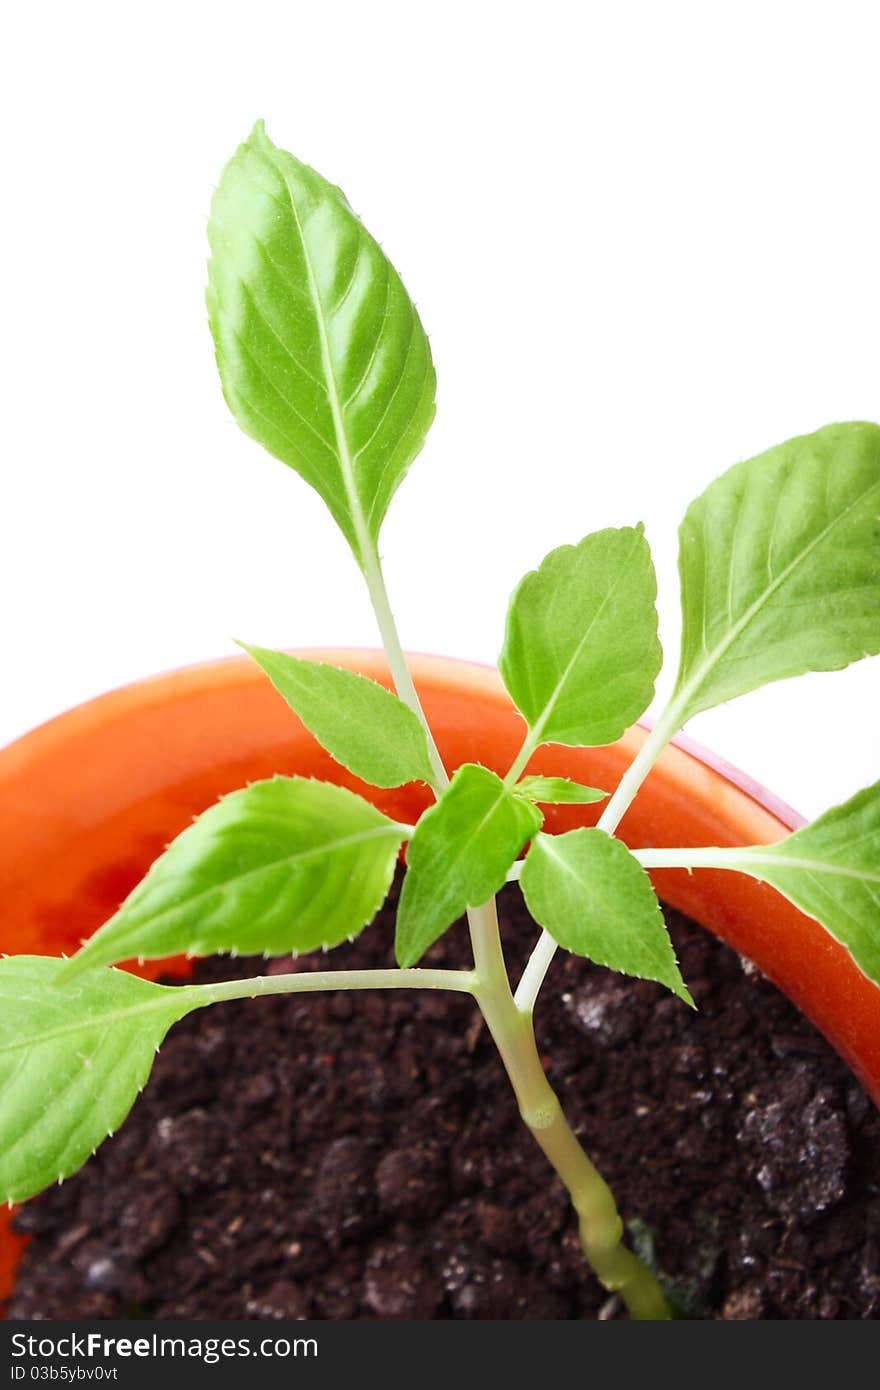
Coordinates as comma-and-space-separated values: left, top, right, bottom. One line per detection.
3, 121, 879, 1321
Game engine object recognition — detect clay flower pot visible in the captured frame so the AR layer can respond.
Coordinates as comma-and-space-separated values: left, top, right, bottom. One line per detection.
2, 649, 878, 1304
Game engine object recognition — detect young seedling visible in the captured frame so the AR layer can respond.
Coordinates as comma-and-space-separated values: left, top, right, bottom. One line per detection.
3, 122, 879, 1321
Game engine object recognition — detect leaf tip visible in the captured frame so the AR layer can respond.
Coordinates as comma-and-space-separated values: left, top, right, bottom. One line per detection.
394, 939, 418, 970
676, 980, 697, 1010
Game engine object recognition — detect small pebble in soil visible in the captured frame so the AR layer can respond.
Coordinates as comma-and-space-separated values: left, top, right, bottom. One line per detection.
314, 1137, 379, 1239
722, 1283, 767, 1320
561, 976, 640, 1047
737, 1073, 850, 1221
363, 1240, 442, 1319
245, 1280, 311, 1320
375, 1144, 449, 1220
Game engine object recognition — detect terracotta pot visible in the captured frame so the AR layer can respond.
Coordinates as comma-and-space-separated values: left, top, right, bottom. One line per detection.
2, 649, 878, 1304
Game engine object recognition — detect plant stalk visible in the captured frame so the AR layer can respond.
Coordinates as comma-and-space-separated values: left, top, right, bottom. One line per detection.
514, 702, 685, 1012
634, 845, 750, 870
362, 546, 449, 792
195, 965, 476, 1008
503, 728, 540, 787
360, 538, 670, 1317
470, 897, 671, 1319
595, 704, 683, 836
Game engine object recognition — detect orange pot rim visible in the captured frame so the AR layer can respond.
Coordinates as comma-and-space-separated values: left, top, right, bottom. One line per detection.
0, 647, 806, 833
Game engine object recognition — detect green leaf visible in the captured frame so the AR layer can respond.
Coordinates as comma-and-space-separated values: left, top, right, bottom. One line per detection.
499, 526, 662, 749
520, 829, 692, 1003
673, 421, 880, 723
0, 957, 200, 1202
239, 643, 434, 788
207, 121, 436, 567
713, 782, 880, 987
62, 777, 408, 977
514, 776, 607, 806
396, 764, 542, 967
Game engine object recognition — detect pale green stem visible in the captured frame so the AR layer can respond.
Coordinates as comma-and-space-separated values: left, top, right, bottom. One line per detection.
595, 703, 684, 836
464, 898, 510, 993
470, 897, 671, 1319
514, 702, 685, 1014
512, 926, 558, 1014
635, 846, 752, 871
633, 845, 728, 867
503, 727, 540, 788
362, 546, 449, 792
359, 538, 671, 1317
192, 966, 476, 1009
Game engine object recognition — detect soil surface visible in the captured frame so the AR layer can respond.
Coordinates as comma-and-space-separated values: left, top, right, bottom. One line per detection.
8, 879, 880, 1320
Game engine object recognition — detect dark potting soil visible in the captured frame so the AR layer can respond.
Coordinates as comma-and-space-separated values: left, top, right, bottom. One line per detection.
8, 878, 880, 1321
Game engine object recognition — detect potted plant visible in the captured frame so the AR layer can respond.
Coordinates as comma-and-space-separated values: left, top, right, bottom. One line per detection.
2, 123, 878, 1320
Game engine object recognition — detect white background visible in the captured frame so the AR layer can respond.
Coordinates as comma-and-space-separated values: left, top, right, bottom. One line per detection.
2, 1, 877, 820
